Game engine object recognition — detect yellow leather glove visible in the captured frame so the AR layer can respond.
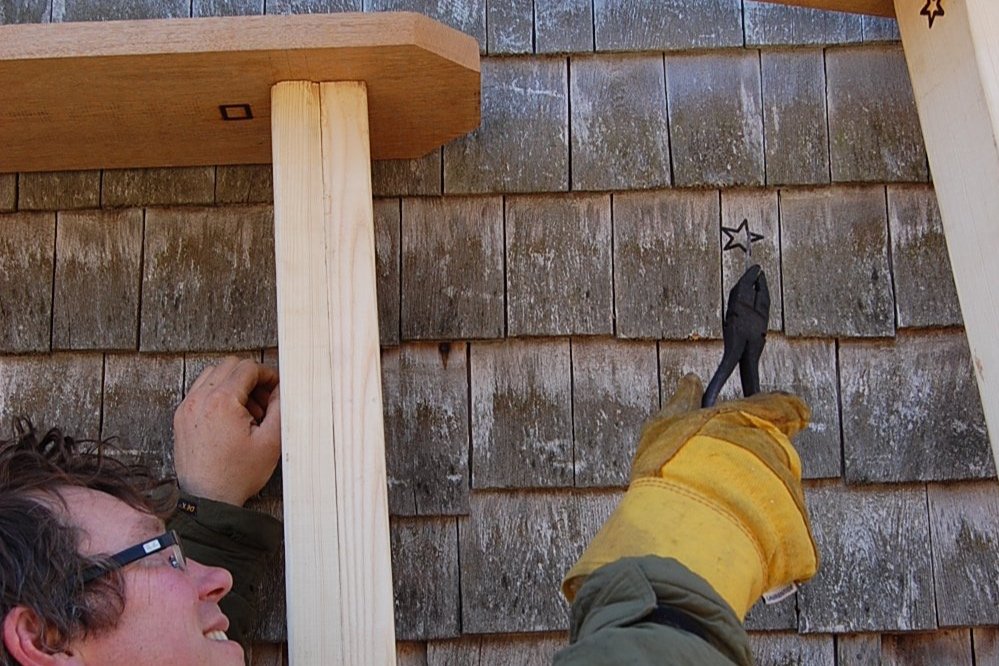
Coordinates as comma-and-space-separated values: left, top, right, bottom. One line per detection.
562, 374, 819, 620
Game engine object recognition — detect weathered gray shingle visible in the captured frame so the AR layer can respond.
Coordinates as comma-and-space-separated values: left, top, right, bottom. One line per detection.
780, 187, 895, 338
863, 15, 900, 41
506, 194, 613, 336
53, 209, 142, 350
888, 185, 962, 328
392, 517, 460, 640
1, 0, 49, 23
799, 483, 936, 633
444, 58, 568, 194
18, 171, 100, 210
141, 206, 277, 351
613, 190, 721, 339
400, 196, 504, 340
571, 338, 659, 488
366, 0, 485, 49
382, 343, 469, 516
192, 0, 263, 16
840, 332, 993, 483
761, 49, 830, 186
535, 0, 592, 54
570, 55, 669, 191
0, 175, 14, 210
264, 0, 358, 13
428, 634, 565, 665
374, 198, 401, 346
836, 633, 881, 665
827, 46, 928, 183
487, 0, 532, 54
593, 0, 742, 51
744, 597, 797, 632
721, 189, 783, 330
215, 165, 272, 204
0, 212, 55, 353
0, 353, 103, 437
373, 151, 441, 198
470, 339, 573, 488
57, 0, 188, 20
881, 630, 973, 665
666, 51, 764, 188
928, 482, 999, 626
103, 167, 215, 207
749, 633, 834, 666
744, 1, 863, 46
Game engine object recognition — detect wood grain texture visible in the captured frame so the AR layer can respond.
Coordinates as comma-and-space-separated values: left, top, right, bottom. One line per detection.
721, 189, 783, 330
571, 338, 659, 488
570, 54, 669, 191
613, 189, 721, 339
265, 0, 359, 16
881, 630, 973, 666
761, 49, 831, 186
826, 45, 928, 183
928, 482, 999, 625
487, 0, 532, 54
666, 51, 765, 188
0, 353, 103, 438
271, 80, 395, 665
391, 517, 460, 640
506, 194, 613, 336
840, 331, 993, 482
215, 165, 273, 204
745, 1, 863, 45
193, 0, 265, 17
863, 14, 899, 40
836, 634, 881, 666
103, 167, 215, 207
536, 0, 593, 54
381, 343, 470, 516
427, 634, 566, 665
0, 0, 49, 24
470, 339, 573, 488
974, 627, 999, 665
59, 0, 187, 21
141, 205, 277, 352
780, 186, 895, 338
0, 13, 480, 172
749, 632, 834, 665
0, 212, 54, 353
366, 0, 486, 49
887, 185, 962, 328
798, 482, 936, 633
444, 57, 568, 194
18, 171, 100, 210
395, 643, 427, 666
755, 0, 893, 16
0, 175, 14, 211
401, 196, 504, 340
53, 209, 142, 351
374, 198, 401, 346
593, 0, 743, 50
102, 353, 184, 476
373, 151, 441, 197
743, 595, 797, 631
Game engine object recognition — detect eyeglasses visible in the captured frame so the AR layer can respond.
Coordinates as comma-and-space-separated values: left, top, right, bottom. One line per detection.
81, 530, 187, 583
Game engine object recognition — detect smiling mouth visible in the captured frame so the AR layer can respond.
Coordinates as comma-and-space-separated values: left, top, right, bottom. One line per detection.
205, 630, 229, 642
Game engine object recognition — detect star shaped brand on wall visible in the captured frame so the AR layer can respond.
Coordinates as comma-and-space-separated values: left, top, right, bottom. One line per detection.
921, 0, 945, 29
721, 219, 764, 254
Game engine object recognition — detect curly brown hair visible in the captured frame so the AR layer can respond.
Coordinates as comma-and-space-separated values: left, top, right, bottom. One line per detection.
0, 419, 177, 664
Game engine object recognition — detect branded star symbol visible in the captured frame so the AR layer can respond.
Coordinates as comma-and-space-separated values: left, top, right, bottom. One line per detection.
921, 0, 944, 29
721, 219, 764, 254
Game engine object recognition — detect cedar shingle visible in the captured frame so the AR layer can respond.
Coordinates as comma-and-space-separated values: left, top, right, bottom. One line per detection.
366, 0, 485, 49
192, 0, 263, 15
103, 167, 215, 207
375, 198, 401, 346
247, 643, 284, 666
265, 0, 358, 13
827, 46, 928, 183
141, 206, 277, 351
840, 332, 993, 483
427, 634, 565, 665
0, 175, 14, 210
53, 209, 142, 350
487, 0, 532, 54
0, 212, 54, 353
570, 55, 669, 191
749, 633, 834, 666
928, 482, 999, 626
780, 187, 895, 338
836, 634, 881, 665
215, 165, 272, 204
470, 339, 573, 488
506, 194, 613, 336
761, 49, 830, 186
571, 338, 659, 488
535, 0, 592, 54
247, 498, 285, 643
721, 189, 783, 330
744, 597, 797, 631
799, 483, 936, 633
382, 343, 470, 516
444, 58, 568, 194
666, 52, 764, 188
58, 0, 188, 20
592, 0, 742, 51
0, 353, 103, 438
18, 171, 100, 210
613, 190, 721, 340
373, 151, 441, 198
863, 15, 900, 41
744, 1, 862, 46
396, 643, 427, 666
392, 517, 460, 640
102, 353, 184, 476
0, 0, 49, 23
887, 185, 962, 328
400, 197, 504, 340
881, 630, 973, 665
974, 628, 999, 664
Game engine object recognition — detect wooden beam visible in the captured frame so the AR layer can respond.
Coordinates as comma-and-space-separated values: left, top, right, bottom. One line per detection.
757, 0, 895, 16
894, 0, 999, 466
272, 80, 395, 665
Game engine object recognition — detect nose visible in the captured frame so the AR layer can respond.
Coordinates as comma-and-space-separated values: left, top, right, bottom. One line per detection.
189, 558, 234, 603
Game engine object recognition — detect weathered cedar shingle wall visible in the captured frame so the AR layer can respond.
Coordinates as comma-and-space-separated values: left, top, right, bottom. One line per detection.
3, 1, 999, 664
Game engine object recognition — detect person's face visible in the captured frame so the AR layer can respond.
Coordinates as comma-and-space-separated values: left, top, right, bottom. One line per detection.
60, 487, 244, 666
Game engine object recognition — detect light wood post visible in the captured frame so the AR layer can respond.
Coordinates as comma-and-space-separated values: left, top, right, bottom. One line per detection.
271, 80, 396, 665
894, 0, 999, 464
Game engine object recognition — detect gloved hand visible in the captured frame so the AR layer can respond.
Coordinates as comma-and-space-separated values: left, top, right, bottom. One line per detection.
562, 374, 819, 620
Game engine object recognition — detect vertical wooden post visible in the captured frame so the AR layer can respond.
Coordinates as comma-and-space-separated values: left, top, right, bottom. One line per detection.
894, 0, 999, 465
271, 80, 396, 665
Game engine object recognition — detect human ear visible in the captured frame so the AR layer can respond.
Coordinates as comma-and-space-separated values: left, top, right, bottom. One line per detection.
2, 607, 82, 665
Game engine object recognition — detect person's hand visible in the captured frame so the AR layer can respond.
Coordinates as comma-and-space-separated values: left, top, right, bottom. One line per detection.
173, 357, 280, 506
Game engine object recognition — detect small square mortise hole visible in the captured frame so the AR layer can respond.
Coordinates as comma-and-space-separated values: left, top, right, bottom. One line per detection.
220, 104, 253, 121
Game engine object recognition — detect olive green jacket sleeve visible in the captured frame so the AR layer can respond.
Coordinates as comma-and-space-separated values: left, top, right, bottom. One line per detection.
554, 557, 754, 666
168, 494, 282, 653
